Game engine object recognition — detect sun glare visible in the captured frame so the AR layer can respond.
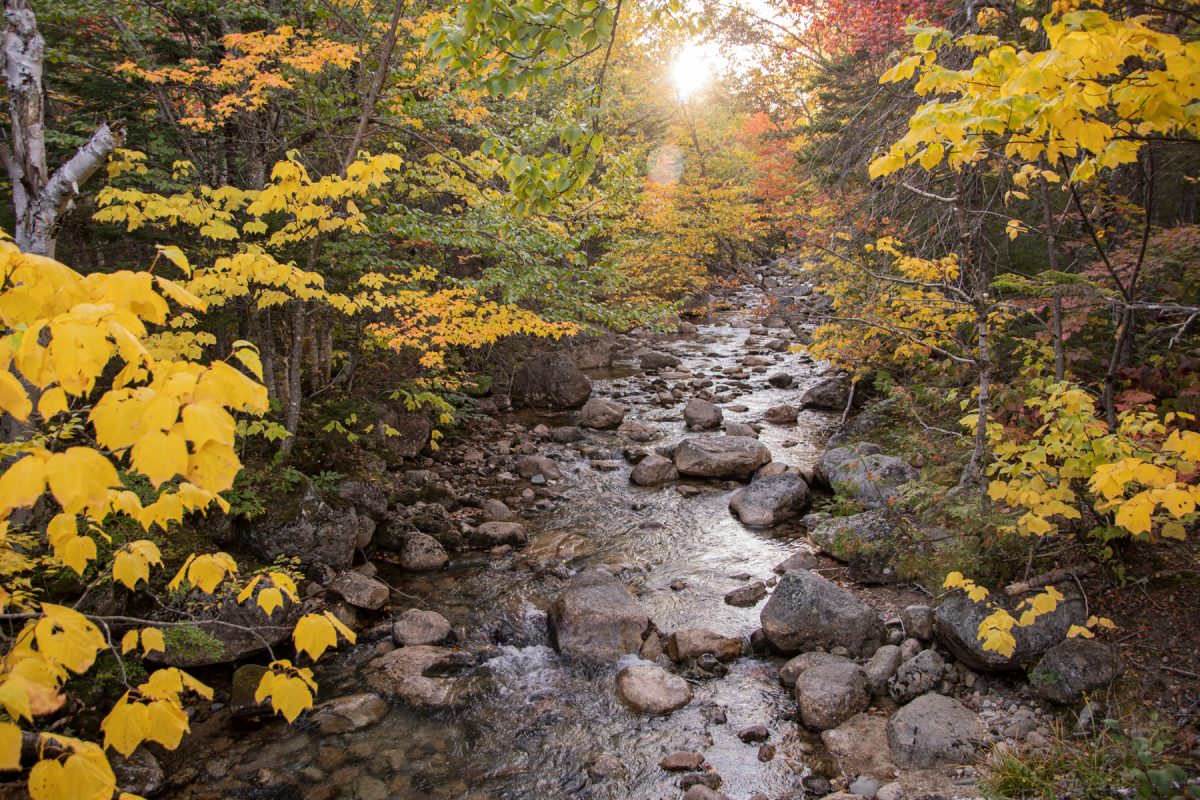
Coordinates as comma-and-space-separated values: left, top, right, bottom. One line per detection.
670, 42, 718, 101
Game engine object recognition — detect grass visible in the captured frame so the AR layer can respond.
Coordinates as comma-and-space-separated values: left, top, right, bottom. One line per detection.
981, 719, 1199, 800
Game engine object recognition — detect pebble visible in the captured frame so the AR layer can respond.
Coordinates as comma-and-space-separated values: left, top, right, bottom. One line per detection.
737, 724, 770, 743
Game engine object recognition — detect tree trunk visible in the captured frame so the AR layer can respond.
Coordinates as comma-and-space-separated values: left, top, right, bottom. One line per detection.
2, 0, 123, 256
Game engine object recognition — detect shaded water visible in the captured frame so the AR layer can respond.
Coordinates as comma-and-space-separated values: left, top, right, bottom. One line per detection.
169, 287, 841, 800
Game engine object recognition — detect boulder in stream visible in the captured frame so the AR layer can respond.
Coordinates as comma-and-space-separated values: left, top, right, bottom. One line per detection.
510, 353, 592, 409
801, 375, 851, 410
392, 608, 453, 646
667, 629, 743, 662
312, 693, 390, 734
759, 569, 884, 657
674, 436, 771, 481
468, 521, 528, 549
794, 661, 870, 730
548, 569, 652, 663
729, 474, 811, 527
328, 570, 390, 611
762, 405, 798, 425
641, 352, 681, 370
615, 664, 692, 715
630, 454, 679, 486
397, 532, 449, 571
363, 645, 472, 708
684, 398, 723, 430
579, 398, 627, 430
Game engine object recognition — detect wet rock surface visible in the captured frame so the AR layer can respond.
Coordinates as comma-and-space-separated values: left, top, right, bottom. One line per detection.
760, 569, 885, 657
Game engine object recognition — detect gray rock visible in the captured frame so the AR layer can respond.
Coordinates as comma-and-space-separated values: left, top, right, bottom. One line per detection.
674, 436, 772, 480
684, 398, 724, 430
660, 752, 705, 771
667, 629, 743, 662
516, 455, 563, 481
875, 783, 903, 800
724, 581, 767, 608
641, 352, 681, 370
724, 422, 758, 438
392, 608, 452, 646
779, 652, 849, 687
363, 645, 471, 708
158, 592, 300, 667
481, 499, 513, 521
111, 748, 164, 798
887, 649, 945, 703
864, 645, 903, 697
815, 443, 917, 509
468, 521, 528, 548
1031, 638, 1119, 704
585, 752, 627, 782
886, 693, 983, 767
934, 589, 1086, 671
510, 353, 592, 409
901, 605, 934, 640
763, 405, 799, 425
808, 509, 902, 584
548, 570, 651, 663
760, 569, 885, 657
398, 532, 449, 571
767, 372, 794, 388
630, 454, 679, 486
337, 478, 389, 520
618, 421, 658, 442
683, 786, 730, 800
821, 713, 897, 782
312, 693, 389, 734
729, 474, 811, 527
795, 661, 870, 730
615, 664, 692, 715
551, 426, 584, 443
848, 776, 881, 798
328, 571, 390, 611
242, 479, 358, 569
802, 375, 851, 410
579, 398, 627, 430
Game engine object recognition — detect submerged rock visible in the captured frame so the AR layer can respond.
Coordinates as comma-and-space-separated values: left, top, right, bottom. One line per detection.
312, 693, 390, 734
724, 582, 767, 608
674, 436, 771, 481
363, 645, 471, 708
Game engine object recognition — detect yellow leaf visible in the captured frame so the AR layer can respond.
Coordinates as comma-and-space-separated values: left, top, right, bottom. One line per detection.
1067, 624, 1095, 639
36, 386, 67, 419
155, 245, 191, 277
0, 722, 21, 771
140, 628, 165, 656
144, 699, 189, 749
131, 430, 189, 487
46, 447, 118, 517
0, 369, 31, 421
181, 402, 235, 447
1160, 521, 1186, 540
0, 453, 48, 511
101, 696, 150, 757
256, 587, 284, 617
121, 631, 139, 655
293, 613, 338, 661
255, 661, 315, 723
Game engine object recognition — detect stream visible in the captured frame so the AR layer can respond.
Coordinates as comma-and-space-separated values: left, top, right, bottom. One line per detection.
164, 280, 872, 800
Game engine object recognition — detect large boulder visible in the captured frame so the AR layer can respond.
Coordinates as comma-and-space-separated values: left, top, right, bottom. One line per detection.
729, 474, 811, 527
468, 521, 528, 549
821, 713, 897, 782
615, 664, 692, 715
579, 398, 627, 430
241, 480, 359, 569
1031, 638, 1120, 704
674, 437, 772, 481
934, 589, 1086, 672
886, 693, 983, 768
795, 661, 870, 730
779, 652, 849, 688
336, 478, 389, 520
807, 509, 902, 584
814, 443, 917, 509
392, 609, 453, 646
157, 592, 301, 667
684, 398, 723, 430
328, 571, 390, 611
641, 352, 681, 370
363, 646, 472, 708
397, 532, 449, 571
667, 629, 743, 662
548, 570, 651, 663
630, 454, 679, 487
510, 353, 592, 409
759, 569, 884, 657
801, 375, 851, 410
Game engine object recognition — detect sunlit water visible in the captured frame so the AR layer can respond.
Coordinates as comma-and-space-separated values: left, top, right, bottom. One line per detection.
166, 287, 840, 800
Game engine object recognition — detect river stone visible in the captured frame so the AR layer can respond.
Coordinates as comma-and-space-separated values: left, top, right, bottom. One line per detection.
111, 748, 164, 798
864, 644, 903, 697
337, 478, 389, 520
585, 753, 627, 782
241, 479, 359, 569
667, 629, 743, 662
312, 693, 390, 734
683, 786, 731, 800
328, 570, 390, 611
1031, 638, 1120, 704
901, 604, 934, 640
660, 752, 705, 771
481, 499, 513, 521
724, 581, 767, 607
767, 372, 793, 388
579, 398, 627, 430
548, 569, 651, 663
887, 649, 944, 703
886, 693, 983, 768
729, 474, 811, 527
820, 713, 897, 783
392, 608, 452, 646
158, 592, 301, 667
760, 569, 885, 657
795, 661, 870, 730
762, 405, 799, 425
363, 645, 471, 708
801, 375, 851, 410
615, 664, 692, 715
510, 353, 592, 409
724, 422, 758, 438
619, 421, 658, 442
516, 455, 563, 481
468, 521, 527, 549
684, 398, 724, 430
631, 454, 679, 486
934, 589, 1086, 671
398, 532, 449, 571
814, 443, 917, 509
808, 509, 901, 584
779, 652, 849, 687
674, 436, 772, 480
641, 352, 681, 370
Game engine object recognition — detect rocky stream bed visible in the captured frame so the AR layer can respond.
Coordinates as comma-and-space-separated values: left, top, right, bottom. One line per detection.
144, 263, 1119, 800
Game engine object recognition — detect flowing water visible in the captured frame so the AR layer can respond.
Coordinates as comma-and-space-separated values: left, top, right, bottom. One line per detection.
166, 285, 843, 800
